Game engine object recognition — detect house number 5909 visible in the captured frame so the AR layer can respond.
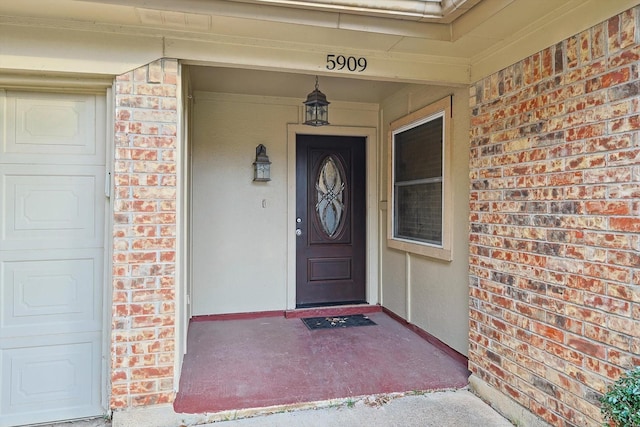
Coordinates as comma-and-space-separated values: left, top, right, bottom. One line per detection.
326, 54, 367, 72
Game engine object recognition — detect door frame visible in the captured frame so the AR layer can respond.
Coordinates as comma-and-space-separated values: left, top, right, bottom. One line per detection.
287, 125, 378, 310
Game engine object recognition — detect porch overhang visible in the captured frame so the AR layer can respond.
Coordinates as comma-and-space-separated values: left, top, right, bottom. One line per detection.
1, 0, 637, 85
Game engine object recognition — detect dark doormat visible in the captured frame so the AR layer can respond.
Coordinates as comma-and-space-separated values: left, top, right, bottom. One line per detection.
302, 314, 377, 330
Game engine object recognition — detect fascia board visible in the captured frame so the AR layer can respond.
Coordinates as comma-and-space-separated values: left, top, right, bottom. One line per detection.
166, 35, 471, 85
0, 23, 163, 76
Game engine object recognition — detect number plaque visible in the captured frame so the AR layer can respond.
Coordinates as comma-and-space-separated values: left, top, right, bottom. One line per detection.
326, 54, 367, 72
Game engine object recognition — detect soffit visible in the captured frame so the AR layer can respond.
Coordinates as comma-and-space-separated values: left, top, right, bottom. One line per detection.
188, 66, 421, 103
217, 0, 482, 23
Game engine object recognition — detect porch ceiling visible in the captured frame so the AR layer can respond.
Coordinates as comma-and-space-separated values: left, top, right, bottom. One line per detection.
188, 66, 419, 103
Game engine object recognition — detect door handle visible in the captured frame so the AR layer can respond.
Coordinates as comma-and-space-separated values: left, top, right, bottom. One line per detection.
296, 229, 302, 236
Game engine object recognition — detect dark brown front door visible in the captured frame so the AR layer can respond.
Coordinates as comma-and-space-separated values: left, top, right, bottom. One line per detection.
296, 134, 366, 307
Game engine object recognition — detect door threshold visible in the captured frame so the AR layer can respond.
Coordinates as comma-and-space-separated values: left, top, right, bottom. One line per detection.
285, 304, 382, 319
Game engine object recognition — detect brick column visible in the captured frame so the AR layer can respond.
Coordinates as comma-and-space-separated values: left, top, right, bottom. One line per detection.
469, 7, 639, 427
111, 59, 179, 409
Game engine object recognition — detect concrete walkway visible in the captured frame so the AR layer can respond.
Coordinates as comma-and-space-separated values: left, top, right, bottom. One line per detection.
199, 389, 514, 427
65, 389, 515, 427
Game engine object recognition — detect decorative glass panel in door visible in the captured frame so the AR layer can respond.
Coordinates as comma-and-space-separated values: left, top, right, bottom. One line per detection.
315, 155, 346, 238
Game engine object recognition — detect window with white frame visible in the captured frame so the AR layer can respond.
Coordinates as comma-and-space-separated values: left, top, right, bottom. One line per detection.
387, 96, 452, 261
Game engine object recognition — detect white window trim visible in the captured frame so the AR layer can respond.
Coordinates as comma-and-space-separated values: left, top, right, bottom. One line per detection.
387, 96, 453, 261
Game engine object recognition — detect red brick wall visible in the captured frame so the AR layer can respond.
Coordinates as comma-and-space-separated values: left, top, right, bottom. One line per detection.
111, 59, 179, 409
469, 7, 639, 427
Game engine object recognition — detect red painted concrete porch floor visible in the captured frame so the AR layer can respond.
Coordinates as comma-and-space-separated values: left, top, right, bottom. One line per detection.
173, 312, 470, 414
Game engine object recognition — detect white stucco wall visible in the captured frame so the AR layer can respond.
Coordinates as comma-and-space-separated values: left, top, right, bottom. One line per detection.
191, 91, 379, 315
379, 85, 471, 356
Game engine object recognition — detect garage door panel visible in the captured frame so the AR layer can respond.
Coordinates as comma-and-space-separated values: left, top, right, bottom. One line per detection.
0, 165, 104, 250
0, 91, 104, 165
0, 336, 102, 426
0, 89, 106, 426
0, 249, 103, 338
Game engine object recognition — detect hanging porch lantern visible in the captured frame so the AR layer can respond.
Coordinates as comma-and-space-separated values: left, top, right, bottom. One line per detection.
303, 76, 330, 126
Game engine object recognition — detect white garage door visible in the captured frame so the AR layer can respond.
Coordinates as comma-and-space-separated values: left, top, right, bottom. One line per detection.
0, 90, 106, 426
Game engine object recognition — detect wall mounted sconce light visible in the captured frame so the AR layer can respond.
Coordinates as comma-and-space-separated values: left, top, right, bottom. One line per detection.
303, 76, 330, 126
253, 144, 271, 182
